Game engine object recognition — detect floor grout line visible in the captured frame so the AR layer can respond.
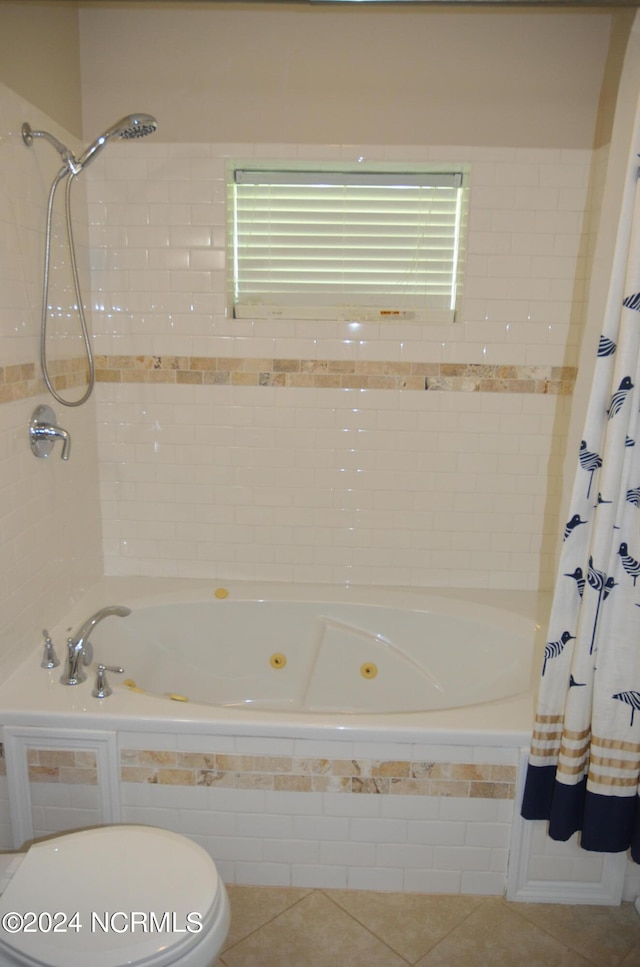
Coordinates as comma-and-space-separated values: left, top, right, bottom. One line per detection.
496, 898, 587, 963
220, 887, 315, 957
215, 886, 640, 967
499, 897, 638, 967
318, 890, 414, 965
320, 888, 487, 964
407, 896, 489, 966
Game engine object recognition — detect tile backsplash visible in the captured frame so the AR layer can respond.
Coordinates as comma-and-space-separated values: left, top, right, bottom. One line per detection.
0, 82, 102, 677
0, 77, 600, 596
88, 141, 594, 589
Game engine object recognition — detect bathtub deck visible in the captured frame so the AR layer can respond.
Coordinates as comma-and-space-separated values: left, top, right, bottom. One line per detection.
0, 576, 545, 747
216, 885, 640, 966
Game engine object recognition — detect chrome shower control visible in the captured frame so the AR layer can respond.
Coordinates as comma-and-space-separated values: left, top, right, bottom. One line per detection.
29, 405, 71, 460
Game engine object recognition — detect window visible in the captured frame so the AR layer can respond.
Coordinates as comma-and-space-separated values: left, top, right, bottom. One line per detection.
230, 165, 467, 323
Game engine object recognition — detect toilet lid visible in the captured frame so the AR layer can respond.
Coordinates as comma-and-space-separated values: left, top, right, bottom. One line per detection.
0, 825, 222, 967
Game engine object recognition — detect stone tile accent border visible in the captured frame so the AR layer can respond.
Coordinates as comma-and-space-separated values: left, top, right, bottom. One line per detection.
27, 749, 98, 785
120, 750, 517, 799
0, 360, 87, 403
1, 356, 576, 401
96, 355, 576, 395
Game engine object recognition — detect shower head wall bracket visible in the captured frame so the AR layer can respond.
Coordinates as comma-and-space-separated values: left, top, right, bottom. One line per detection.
21, 123, 80, 174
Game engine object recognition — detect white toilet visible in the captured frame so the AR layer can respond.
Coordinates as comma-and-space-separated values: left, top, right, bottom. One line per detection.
0, 825, 230, 967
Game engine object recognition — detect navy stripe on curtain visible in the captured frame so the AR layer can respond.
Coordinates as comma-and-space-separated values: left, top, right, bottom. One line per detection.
522, 764, 640, 857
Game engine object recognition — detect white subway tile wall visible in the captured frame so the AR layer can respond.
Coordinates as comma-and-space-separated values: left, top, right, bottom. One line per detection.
0, 82, 103, 679
117, 732, 519, 894
86, 140, 594, 589
30, 782, 103, 841
0, 734, 625, 896
97, 384, 570, 588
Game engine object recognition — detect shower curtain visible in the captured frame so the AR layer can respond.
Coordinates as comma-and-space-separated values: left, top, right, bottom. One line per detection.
521, 171, 640, 860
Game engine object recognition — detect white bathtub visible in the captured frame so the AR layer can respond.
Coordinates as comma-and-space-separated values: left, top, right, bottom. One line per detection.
0, 579, 544, 747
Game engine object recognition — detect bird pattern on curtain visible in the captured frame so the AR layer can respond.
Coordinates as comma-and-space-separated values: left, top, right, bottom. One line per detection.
521, 183, 640, 859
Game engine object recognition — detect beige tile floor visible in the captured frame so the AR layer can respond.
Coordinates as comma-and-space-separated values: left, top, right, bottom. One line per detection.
215, 886, 640, 967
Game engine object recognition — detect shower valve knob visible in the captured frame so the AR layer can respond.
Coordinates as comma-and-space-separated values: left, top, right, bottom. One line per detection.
29, 405, 71, 460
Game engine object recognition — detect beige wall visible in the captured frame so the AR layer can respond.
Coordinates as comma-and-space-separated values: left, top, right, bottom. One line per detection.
0, 1, 82, 137
79, 2, 612, 149
593, 9, 635, 149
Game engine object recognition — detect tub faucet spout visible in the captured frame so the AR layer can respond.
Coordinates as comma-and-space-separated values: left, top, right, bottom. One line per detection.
60, 605, 131, 686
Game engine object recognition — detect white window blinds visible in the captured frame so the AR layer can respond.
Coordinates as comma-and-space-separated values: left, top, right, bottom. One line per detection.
231, 168, 466, 322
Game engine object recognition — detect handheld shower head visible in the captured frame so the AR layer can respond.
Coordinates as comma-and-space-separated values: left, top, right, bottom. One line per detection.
22, 113, 158, 176
75, 113, 158, 170
23, 110, 158, 408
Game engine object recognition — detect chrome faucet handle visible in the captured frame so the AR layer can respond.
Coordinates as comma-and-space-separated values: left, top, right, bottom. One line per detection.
40, 629, 60, 669
29, 405, 71, 461
92, 664, 124, 699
